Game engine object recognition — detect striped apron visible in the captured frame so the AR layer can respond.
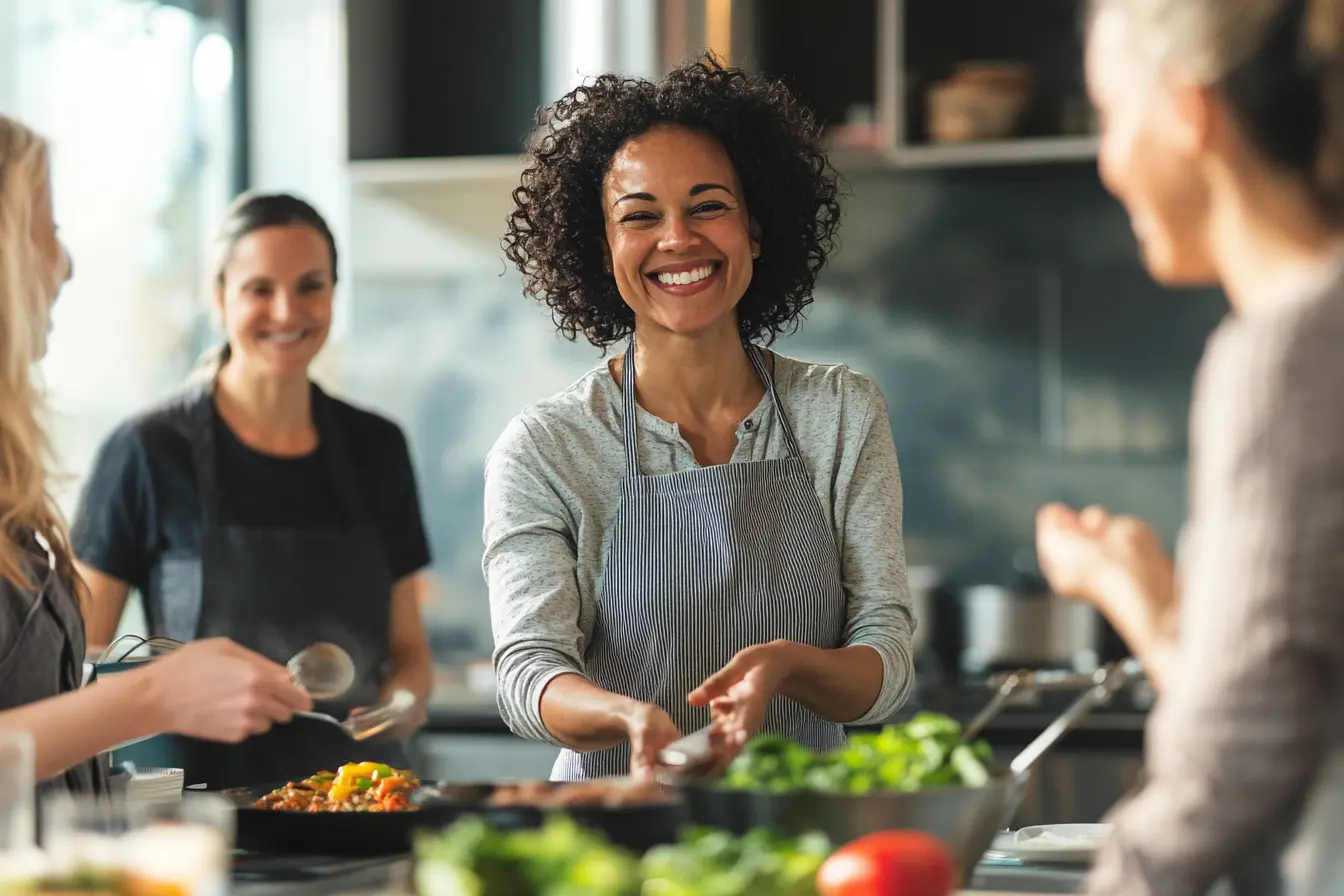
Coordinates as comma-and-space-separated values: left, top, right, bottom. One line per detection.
553, 341, 849, 780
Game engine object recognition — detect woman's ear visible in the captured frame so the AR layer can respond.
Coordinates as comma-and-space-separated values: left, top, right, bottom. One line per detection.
600, 241, 614, 275
749, 219, 762, 260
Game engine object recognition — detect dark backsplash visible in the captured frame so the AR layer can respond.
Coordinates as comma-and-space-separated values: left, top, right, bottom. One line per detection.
342, 161, 1227, 649
778, 161, 1227, 589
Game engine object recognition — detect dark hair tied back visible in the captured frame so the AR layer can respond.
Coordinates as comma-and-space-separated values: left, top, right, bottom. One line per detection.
212, 191, 339, 289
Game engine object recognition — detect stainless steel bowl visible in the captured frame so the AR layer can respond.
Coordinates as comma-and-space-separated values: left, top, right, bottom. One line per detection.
682, 775, 1015, 882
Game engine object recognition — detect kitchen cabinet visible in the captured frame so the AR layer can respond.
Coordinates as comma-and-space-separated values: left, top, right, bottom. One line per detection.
892, 0, 1096, 166
748, 0, 1097, 169
346, 0, 543, 161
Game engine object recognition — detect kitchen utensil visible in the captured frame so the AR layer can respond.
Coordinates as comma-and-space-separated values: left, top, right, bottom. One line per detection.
222, 781, 447, 855
413, 779, 689, 855
97, 636, 357, 701
675, 657, 1143, 882
285, 641, 357, 701
226, 776, 688, 856
960, 575, 1101, 675
293, 689, 415, 741
985, 823, 1112, 865
658, 724, 717, 773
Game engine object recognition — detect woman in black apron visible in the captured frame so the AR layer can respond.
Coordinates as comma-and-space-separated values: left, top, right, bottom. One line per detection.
0, 114, 309, 797
1035, 1, 1344, 894
71, 193, 434, 789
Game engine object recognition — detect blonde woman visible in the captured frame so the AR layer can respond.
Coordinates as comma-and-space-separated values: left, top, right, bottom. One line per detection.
0, 114, 311, 797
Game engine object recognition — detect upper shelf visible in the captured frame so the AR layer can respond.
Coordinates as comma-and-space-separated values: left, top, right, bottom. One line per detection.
348, 134, 1098, 192
891, 135, 1099, 169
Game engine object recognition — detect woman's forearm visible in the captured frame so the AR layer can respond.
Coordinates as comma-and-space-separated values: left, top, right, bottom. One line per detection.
75, 562, 131, 651
777, 643, 884, 724
538, 672, 639, 752
0, 666, 163, 781
1100, 573, 1179, 694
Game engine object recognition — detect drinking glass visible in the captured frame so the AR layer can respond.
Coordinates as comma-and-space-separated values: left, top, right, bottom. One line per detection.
42, 791, 234, 895
0, 730, 35, 852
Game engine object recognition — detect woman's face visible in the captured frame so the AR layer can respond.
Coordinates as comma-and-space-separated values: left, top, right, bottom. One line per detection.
602, 124, 759, 340
31, 175, 71, 305
1086, 7, 1218, 285
217, 224, 333, 379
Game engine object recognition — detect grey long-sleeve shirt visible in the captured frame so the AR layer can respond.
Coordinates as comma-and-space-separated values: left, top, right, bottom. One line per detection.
482, 351, 916, 748
1087, 268, 1344, 895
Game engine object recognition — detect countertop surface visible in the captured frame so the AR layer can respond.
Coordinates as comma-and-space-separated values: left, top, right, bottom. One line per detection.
230, 854, 1090, 894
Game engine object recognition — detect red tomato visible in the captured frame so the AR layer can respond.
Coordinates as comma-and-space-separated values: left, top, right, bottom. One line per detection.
816, 831, 959, 896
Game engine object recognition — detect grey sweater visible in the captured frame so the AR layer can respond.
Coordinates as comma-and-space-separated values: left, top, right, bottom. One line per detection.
482, 351, 916, 747
1086, 263, 1344, 895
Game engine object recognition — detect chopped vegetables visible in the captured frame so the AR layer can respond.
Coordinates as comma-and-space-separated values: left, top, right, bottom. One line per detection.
641, 827, 831, 896
413, 817, 832, 896
414, 815, 641, 896
719, 712, 993, 794
252, 761, 420, 812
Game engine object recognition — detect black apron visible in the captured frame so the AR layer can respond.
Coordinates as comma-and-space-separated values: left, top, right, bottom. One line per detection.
0, 532, 109, 799
135, 382, 407, 789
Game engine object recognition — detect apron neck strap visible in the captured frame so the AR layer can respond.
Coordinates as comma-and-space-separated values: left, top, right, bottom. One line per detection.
620, 341, 642, 477
618, 339, 801, 476
745, 345, 802, 457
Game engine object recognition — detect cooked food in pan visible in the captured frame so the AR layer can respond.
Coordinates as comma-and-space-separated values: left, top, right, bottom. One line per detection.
252, 761, 421, 812
719, 712, 993, 794
485, 777, 673, 808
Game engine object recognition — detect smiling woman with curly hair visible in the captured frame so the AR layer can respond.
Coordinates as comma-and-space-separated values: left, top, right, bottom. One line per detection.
486, 55, 915, 782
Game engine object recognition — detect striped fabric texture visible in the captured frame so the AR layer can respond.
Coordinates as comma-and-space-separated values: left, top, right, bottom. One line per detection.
552, 343, 849, 780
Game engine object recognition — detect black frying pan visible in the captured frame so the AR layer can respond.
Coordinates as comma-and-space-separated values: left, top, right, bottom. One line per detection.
413, 781, 691, 855
222, 778, 690, 856
221, 780, 458, 855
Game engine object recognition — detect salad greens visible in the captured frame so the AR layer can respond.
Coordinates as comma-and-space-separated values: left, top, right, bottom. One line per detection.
414, 815, 640, 896
719, 712, 993, 794
641, 827, 830, 896
413, 817, 832, 896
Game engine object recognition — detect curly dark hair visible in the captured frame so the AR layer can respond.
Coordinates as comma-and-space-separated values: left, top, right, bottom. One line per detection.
502, 54, 844, 348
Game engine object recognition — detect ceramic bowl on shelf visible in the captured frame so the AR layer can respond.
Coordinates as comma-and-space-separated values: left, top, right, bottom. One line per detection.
926, 61, 1034, 143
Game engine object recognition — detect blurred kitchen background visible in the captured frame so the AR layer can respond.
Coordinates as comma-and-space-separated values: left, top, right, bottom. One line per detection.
6, 0, 1219, 820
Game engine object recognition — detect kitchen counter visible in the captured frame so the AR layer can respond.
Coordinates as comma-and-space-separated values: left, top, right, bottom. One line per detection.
230, 854, 1091, 894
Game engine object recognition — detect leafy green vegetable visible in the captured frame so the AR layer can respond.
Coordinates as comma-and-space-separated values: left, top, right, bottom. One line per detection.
641, 827, 830, 896
719, 712, 993, 794
413, 815, 640, 896
413, 817, 831, 896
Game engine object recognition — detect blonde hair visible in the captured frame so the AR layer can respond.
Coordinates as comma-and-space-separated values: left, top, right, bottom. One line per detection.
1091, 0, 1344, 213
0, 115, 80, 594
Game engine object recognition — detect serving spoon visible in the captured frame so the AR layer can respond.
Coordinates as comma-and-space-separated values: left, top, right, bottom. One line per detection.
98, 635, 357, 701
294, 689, 416, 741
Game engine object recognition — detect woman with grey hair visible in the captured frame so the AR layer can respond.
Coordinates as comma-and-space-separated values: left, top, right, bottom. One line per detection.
1036, 0, 1344, 893
0, 113, 311, 797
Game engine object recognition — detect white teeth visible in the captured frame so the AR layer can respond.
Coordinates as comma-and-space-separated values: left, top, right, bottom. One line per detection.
265, 331, 305, 344
655, 265, 714, 286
